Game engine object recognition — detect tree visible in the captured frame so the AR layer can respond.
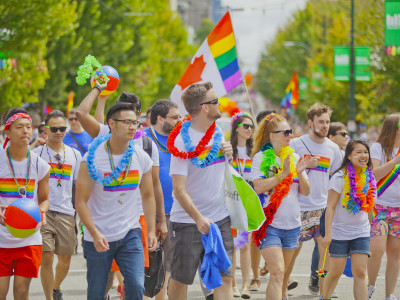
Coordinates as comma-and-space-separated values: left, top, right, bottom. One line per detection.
194, 18, 215, 45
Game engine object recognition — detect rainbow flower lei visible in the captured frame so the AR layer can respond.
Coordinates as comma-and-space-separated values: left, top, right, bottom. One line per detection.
342, 163, 376, 214
86, 134, 135, 185
180, 120, 223, 168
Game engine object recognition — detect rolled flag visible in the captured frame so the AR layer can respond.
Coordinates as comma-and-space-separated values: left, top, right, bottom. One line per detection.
170, 11, 243, 115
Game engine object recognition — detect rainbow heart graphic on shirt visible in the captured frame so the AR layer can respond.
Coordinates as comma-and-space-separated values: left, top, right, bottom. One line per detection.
49, 163, 72, 180
103, 170, 139, 192
0, 178, 35, 199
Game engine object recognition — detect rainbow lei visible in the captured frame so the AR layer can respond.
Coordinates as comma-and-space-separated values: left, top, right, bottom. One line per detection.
86, 134, 135, 185
253, 143, 296, 246
342, 163, 376, 214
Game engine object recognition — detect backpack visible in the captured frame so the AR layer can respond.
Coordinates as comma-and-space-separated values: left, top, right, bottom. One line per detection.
142, 136, 153, 157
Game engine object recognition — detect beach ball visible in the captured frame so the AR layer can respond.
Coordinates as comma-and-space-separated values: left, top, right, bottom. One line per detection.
91, 65, 120, 96
4, 198, 43, 238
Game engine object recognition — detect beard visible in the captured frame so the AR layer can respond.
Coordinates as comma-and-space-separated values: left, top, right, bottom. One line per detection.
162, 121, 175, 134
313, 127, 327, 138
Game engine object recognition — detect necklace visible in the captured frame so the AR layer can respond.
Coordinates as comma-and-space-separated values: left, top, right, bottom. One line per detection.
6, 147, 31, 198
149, 127, 169, 153
46, 144, 65, 187
106, 139, 131, 185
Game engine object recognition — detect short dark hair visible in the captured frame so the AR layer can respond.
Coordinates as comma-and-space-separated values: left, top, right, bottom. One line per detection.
4, 107, 29, 130
45, 110, 65, 125
328, 122, 347, 137
182, 82, 213, 116
106, 102, 136, 127
150, 100, 178, 125
256, 110, 276, 124
68, 109, 78, 116
116, 92, 141, 113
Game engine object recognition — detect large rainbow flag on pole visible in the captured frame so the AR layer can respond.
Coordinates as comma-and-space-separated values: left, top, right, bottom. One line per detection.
280, 70, 299, 109
170, 11, 243, 115
66, 91, 74, 115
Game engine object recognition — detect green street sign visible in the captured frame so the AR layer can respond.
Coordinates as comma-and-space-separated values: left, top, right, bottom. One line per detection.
299, 77, 308, 99
385, 0, 400, 46
334, 46, 370, 81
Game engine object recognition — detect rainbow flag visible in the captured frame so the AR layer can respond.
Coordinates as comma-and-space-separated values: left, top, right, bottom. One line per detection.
0, 178, 35, 199
305, 155, 330, 173
66, 91, 74, 116
199, 146, 225, 166
171, 11, 243, 115
49, 163, 72, 181
377, 164, 400, 197
280, 71, 299, 109
103, 170, 139, 192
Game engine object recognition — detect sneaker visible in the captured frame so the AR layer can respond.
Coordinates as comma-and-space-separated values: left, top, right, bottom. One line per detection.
206, 295, 214, 300
53, 288, 63, 300
367, 284, 375, 299
385, 295, 397, 300
308, 276, 319, 296
233, 286, 241, 297
288, 279, 298, 291
331, 290, 339, 298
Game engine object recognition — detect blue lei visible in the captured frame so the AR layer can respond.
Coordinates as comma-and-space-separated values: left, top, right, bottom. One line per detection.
86, 134, 135, 185
180, 120, 223, 168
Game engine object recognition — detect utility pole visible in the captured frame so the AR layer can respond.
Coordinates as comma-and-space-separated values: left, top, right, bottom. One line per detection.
349, 0, 356, 136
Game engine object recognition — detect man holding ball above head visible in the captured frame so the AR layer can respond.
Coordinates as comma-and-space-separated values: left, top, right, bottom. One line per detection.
0, 107, 50, 300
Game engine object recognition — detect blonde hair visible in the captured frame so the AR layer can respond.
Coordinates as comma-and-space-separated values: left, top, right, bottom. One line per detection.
252, 113, 286, 157
306, 103, 332, 121
377, 113, 400, 161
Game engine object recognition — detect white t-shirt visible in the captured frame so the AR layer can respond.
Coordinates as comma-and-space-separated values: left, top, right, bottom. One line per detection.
328, 171, 370, 240
233, 146, 252, 181
0, 150, 50, 248
33, 145, 81, 216
250, 152, 307, 230
370, 142, 400, 207
290, 135, 342, 211
82, 141, 152, 242
99, 123, 110, 136
169, 126, 229, 223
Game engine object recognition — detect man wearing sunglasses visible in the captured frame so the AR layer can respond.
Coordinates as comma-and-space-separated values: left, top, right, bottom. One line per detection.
63, 109, 93, 157
285, 103, 343, 297
30, 123, 48, 149
33, 110, 82, 300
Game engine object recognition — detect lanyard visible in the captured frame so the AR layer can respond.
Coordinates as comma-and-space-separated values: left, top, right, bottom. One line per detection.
6, 147, 31, 198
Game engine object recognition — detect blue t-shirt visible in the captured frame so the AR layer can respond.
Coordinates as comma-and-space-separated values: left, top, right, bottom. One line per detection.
145, 128, 173, 214
63, 131, 93, 156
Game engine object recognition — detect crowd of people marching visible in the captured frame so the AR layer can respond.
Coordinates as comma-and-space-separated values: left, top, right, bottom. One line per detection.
0, 80, 399, 300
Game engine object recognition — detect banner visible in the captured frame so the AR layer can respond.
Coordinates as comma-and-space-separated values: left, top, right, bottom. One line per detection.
385, 0, 400, 55
334, 47, 370, 81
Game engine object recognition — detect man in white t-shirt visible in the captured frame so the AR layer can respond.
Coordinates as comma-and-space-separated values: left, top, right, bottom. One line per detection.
76, 102, 157, 299
33, 110, 82, 300
285, 103, 342, 296
168, 82, 234, 300
0, 107, 50, 300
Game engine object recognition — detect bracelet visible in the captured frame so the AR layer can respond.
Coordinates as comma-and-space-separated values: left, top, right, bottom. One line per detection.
93, 83, 104, 93
275, 173, 282, 183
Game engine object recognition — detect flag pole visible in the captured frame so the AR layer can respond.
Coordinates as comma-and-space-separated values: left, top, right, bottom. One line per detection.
228, 9, 256, 118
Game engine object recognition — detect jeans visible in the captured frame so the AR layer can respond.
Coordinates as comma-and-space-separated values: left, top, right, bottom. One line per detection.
83, 229, 144, 300
310, 241, 319, 277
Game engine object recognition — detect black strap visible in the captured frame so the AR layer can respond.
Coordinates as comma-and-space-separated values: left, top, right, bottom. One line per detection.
142, 136, 153, 157
299, 137, 313, 174
67, 131, 85, 154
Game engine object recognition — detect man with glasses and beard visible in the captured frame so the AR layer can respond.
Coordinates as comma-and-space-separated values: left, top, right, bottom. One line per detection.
144, 99, 181, 300
284, 103, 342, 297
33, 110, 82, 300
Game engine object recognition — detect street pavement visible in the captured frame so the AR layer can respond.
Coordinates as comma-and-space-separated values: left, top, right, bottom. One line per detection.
7, 238, 399, 299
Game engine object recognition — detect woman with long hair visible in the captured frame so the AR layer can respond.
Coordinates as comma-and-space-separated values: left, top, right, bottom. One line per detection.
367, 113, 400, 300
322, 140, 376, 300
229, 112, 255, 298
250, 113, 310, 300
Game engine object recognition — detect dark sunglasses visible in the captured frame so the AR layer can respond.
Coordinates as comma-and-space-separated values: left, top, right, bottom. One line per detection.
46, 126, 67, 133
334, 131, 348, 137
38, 129, 45, 134
272, 129, 293, 137
238, 123, 254, 130
68, 118, 78, 121
199, 98, 219, 106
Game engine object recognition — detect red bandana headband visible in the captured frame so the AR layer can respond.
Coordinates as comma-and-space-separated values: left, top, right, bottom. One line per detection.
3, 112, 32, 149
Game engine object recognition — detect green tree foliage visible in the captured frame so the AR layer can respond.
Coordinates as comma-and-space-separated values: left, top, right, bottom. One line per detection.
256, 0, 400, 125
194, 18, 215, 45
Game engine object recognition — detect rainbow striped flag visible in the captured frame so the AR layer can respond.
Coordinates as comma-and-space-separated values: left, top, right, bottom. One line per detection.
66, 91, 74, 116
49, 163, 72, 181
232, 159, 252, 173
171, 11, 242, 115
199, 146, 225, 166
0, 178, 36, 199
377, 164, 400, 197
280, 71, 299, 109
103, 170, 139, 192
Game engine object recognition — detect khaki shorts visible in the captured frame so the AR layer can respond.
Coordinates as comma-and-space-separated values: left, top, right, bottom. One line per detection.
41, 210, 77, 255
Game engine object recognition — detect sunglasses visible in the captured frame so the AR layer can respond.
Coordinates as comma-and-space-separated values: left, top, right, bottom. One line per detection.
334, 131, 348, 137
272, 129, 293, 137
46, 126, 67, 133
68, 118, 78, 122
199, 98, 219, 106
38, 129, 45, 134
54, 154, 63, 169
237, 123, 254, 130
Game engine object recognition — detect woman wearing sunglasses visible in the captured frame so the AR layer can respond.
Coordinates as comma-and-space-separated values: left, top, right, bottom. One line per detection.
328, 122, 349, 154
250, 113, 310, 300
229, 112, 255, 298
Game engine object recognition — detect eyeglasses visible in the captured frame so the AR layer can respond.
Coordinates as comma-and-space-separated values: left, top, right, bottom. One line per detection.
113, 119, 138, 127
199, 98, 219, 106
68, 118, 78, 122
46, 126, 67, 133
272, 129, 293, 137
334, 131, 348, 137
165, 115, 181, 120
237, 123, 254, 130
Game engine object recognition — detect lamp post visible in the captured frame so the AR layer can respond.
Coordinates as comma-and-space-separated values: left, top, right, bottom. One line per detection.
348, 0, 356, 136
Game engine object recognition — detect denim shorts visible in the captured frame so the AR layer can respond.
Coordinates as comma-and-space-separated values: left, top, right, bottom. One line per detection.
329, 237, 370, 258
258, 225, 301, 251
